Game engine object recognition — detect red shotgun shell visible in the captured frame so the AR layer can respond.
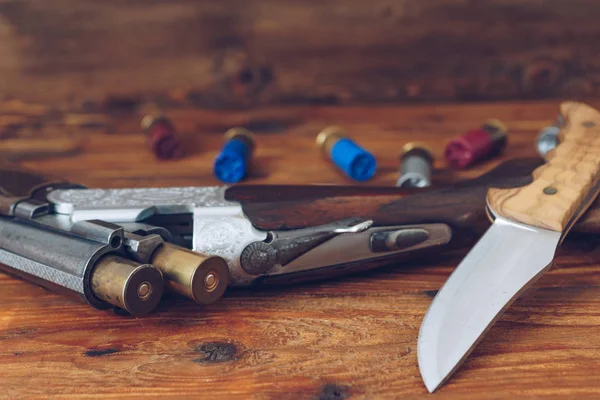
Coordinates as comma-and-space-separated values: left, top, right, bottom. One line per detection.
141, 115, 184, 160
444, 120, 508, 169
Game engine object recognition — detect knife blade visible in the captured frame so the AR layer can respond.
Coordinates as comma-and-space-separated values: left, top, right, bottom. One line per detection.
418, 101, 600, 392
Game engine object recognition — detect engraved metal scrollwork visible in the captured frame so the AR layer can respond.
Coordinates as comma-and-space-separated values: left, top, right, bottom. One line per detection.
48, 187, 233, 212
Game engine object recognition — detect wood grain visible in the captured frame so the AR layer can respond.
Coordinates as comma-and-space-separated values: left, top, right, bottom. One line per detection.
1, 1, 600, 107
488, 102, 600, 231
3, 100, 600, 399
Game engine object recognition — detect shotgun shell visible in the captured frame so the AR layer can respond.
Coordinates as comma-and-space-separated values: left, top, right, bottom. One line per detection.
213, 127, 255, 183
316, 126, 376, 181
396, 142, 434, 188
90, 254, 164, 316
444, 120, 508, 169
149, 243, 229, 305
536, 125, 560, 157
141, 115, 184, 160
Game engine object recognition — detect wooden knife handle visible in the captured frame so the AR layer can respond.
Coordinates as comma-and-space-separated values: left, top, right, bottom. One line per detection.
487, 102, 600, 232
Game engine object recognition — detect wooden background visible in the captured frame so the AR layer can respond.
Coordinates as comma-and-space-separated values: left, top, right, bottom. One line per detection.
2, 99, 600, 399
0, 0, 599, 109
2, 1, 600, 398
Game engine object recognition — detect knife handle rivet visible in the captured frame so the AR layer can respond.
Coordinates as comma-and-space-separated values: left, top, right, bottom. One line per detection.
583, 121, 596, 128
543, 186, 558, 195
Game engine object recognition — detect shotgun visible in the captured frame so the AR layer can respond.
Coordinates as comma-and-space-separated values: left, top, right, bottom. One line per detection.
1, 157, 600, 314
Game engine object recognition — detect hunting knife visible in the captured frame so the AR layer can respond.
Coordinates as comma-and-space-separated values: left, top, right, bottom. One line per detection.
418, 101, 600, 392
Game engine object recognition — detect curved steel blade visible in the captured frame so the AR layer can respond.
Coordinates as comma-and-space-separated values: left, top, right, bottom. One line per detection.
417, 216, 561, 392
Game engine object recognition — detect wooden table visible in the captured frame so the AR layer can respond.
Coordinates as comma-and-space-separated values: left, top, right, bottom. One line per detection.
2, 100, 600, 399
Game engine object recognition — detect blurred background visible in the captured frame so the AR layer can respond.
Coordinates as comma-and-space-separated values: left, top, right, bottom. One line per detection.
0, 0, 596, 108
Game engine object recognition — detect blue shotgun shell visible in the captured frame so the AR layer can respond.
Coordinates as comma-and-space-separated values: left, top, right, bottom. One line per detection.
214, 128, 255, 183
316, 127, 376, 181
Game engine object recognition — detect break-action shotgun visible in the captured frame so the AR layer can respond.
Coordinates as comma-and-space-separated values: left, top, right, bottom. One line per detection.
1, 155, 600, 315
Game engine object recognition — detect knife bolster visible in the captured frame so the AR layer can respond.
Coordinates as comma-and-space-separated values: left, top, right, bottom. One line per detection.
487, 101, 600, 233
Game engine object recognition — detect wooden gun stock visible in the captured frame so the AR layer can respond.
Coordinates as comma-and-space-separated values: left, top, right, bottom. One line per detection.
227, 157, 600, 239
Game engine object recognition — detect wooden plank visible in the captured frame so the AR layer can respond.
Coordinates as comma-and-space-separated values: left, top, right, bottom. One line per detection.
1, 100, 600, 398
1, 1, 600, 106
